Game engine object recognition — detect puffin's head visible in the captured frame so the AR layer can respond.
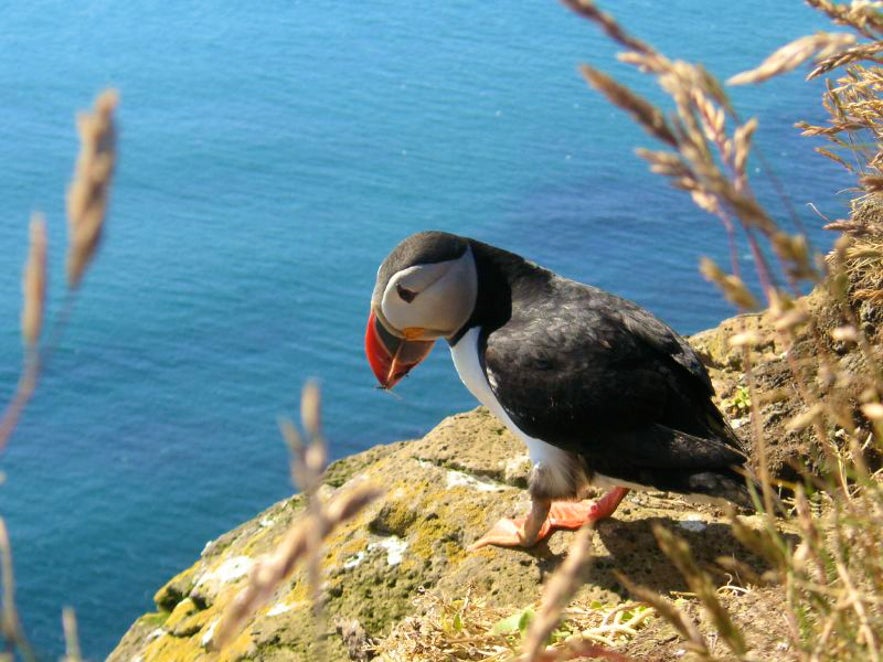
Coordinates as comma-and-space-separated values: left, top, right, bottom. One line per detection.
366, 231, 477, 389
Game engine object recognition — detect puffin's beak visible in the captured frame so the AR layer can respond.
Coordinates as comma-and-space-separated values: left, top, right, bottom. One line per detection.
365, 310, 435, 389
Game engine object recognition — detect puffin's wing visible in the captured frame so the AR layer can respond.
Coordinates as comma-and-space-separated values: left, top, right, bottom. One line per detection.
617, 296, 713, 396
482, 279, 743, 465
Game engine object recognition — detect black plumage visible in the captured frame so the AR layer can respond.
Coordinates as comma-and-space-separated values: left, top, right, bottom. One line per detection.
457, 234, 751, 506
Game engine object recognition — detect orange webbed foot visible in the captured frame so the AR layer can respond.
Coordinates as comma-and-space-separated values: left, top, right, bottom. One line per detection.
469, 488, 630, 551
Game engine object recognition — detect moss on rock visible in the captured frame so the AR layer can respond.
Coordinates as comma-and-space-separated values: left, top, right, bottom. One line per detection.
108, 408, 534, 661
109, 396, 787, 661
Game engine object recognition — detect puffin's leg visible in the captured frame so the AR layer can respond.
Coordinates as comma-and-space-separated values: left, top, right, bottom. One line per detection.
468, 498, 551, 550
521, 497, 553, 545
469, 487, 630, 550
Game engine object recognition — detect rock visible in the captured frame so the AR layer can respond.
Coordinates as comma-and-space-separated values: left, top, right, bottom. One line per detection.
108, 407, 767, 662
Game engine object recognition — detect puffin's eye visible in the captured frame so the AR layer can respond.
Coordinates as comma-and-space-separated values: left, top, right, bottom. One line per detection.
396, 284, 417, 303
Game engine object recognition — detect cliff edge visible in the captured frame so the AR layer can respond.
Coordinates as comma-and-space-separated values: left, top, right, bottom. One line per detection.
109, 235, 882, 660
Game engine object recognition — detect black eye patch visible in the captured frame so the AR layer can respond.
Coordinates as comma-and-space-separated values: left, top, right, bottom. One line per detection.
396, 284, 417, 303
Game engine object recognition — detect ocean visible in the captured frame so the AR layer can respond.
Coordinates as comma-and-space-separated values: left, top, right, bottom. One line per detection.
0, 1, 853, 658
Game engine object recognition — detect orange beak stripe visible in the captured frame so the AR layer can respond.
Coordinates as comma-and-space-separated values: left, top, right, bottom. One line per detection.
365, 311, 435, 389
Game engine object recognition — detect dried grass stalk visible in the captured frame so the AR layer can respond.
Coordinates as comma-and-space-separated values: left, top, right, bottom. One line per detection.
61, 607, 82, 662
1, 215, 48, 451
860, 172, 883, 193
806, 0, 883, 41
563, 0, 883, 659
66, 89, 118, 289
653, 524, 747, 656
0, 519, 34, 661
614, 571, 707, 655
699, 257, 759, 310
211, 484, 382, 649
2, 94, 119, 453
521, 524, 595, 661
300, 381, 322, 439
728, 33, 857, 86
580, 65, 678, 148
212, 383, 382, 651
810, 40, 883, 78
21, 214, 47, 348
560, 0, 655, 57
732, 117, 757, 177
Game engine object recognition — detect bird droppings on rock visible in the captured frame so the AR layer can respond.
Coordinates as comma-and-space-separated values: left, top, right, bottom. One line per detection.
194, 556, 254, 594
200, 619, 217, 648
368, 535, 409, 566
445, 467, 507, 492
266, 601, 294, 617
677, 514, 708, 532
342, 550, 366, 570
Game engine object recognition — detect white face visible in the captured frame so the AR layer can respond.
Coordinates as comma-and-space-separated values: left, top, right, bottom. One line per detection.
378, 247, 477, 340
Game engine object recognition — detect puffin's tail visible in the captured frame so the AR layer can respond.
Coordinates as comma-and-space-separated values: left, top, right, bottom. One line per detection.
684, 470, 754, 509
684, 468, 785, 516
588, 424, 784, 515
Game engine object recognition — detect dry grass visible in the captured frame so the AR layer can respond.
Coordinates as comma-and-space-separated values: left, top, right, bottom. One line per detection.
372, 588, 652, 662
0, 90, 119, 454
727, 33, 858, 86
66, 89, 118, 289
210, 383, 383, 652
0, 519, 33, 661
1, 91, 373, 660
61, 607, 82, 662
0, 89, 119, 661
520, 524, 596, 661
20, 214, 47, 350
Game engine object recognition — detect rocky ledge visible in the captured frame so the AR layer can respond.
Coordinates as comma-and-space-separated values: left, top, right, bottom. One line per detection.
109, 408, 772, 661
109, 276, 878, 660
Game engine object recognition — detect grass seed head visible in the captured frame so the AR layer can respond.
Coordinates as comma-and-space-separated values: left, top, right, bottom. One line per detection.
66, 89, 118, 289
728, 33, 857, 86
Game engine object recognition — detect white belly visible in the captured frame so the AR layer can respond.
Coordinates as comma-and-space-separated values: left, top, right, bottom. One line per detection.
450, 327, 579, 496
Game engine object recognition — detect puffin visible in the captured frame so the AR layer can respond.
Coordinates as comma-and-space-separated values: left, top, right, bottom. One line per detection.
365, 231, 756, 549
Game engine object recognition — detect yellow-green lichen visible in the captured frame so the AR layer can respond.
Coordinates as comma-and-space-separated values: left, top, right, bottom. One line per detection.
137, 610, 171, 628
166, 598, 199, 630
166, 598, 212, 638
154, 566, 198, 612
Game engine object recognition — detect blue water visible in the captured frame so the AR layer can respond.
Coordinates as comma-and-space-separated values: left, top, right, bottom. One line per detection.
0, 1, 853, 658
